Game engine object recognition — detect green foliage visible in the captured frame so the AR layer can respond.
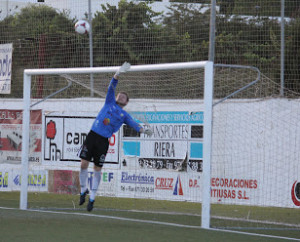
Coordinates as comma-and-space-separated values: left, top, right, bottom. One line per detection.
10, 5, 72, 37
218, 0, 235, 15
93, 0, 163, 65
284, 18, 300, 90
1, 1, 300, 97
215, 15, 282, 82
160, 3, 210, 61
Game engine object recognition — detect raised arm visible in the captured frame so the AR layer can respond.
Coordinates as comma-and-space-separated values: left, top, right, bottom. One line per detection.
105, 78, 118, 104
105, 62, 131, 104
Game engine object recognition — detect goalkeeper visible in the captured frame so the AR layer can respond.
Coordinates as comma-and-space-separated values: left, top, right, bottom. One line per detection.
78, 62, 152, 212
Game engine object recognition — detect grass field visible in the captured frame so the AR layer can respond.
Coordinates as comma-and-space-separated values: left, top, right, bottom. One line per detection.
0, 192, 299, 242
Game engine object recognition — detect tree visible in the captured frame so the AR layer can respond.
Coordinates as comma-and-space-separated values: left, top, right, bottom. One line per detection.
285, 18, 300, 91
160, 3, 210, 62
0, 5, 76, 98
92, 0, 163, 66
219, 0, 235, 15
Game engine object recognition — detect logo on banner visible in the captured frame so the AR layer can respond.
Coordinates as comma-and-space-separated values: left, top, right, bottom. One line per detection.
0, 172, 8, 188
46, 120, 61, 161
121, 172, 154, 185
291, 180, 300, 206
155, 177, 174, 190
13, 175, 20, 185
173, 176, 183, 195
13, 174, 46, 187
88, 172, 114, 189
46, 120, 56, 139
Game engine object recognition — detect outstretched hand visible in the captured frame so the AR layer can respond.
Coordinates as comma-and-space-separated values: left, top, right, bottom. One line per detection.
143, 128, 153, 137
115, 62, 131, 77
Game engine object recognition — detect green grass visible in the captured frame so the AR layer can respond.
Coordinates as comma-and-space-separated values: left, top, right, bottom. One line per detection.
0, 192, 299, 242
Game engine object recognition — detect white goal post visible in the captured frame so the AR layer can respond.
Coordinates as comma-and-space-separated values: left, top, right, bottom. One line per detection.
21, 61, 214, 229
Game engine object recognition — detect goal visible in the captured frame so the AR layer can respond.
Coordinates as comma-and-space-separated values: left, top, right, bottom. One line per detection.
20, 61, 214, 228
18, 61, 300, 232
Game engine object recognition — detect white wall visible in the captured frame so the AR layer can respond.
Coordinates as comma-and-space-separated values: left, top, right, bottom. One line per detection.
1, 97, 300, 208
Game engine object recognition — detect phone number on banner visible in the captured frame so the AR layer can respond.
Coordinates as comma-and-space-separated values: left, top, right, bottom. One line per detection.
121, 185, 154, 193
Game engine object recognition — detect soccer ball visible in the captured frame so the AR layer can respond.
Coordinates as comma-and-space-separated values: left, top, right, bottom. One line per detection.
75, 20, 90, 34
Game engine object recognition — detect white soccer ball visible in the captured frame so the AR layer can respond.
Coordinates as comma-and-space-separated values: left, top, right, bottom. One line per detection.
75, 20, 90, 34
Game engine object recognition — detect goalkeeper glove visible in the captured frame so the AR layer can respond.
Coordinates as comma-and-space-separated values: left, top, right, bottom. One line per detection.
115, 62, 131, 76
143, 128, 153, 137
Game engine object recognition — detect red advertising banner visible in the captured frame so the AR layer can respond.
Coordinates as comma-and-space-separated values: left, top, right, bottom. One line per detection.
48, 170, 80, 194
0, 109, 42, 163
0, 109, 42, 124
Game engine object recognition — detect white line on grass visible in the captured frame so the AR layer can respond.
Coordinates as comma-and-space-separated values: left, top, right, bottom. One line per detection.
104, 208, 300, 229
30, 207, 300, 229
0, 207, 299, 241
39, 207, 300, 229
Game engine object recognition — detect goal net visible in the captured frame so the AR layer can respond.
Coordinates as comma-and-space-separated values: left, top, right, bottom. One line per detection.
210, 66, 300, 230
14, 61, 300, 231
19, 61, 213, 224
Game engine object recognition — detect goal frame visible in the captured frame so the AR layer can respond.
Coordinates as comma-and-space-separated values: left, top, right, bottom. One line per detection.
21, 61, 214, 229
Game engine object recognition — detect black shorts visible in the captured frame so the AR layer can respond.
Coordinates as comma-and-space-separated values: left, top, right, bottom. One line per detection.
78, 131, 109, 167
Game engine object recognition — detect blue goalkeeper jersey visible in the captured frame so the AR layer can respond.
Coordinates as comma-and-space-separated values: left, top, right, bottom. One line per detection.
91, 77, 141, 138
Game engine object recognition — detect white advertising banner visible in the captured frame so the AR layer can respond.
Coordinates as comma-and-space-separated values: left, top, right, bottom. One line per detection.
118, 170, 155, 198
0, 166, 47, 192
11, 169, 48, 192
44, 114, 119, 163
88, 170, 118, 197
123, 111, 204, 172
0, 168, 12, 191
0, 43, 13, 94
209, 176, 259, 205
117, 170, 202, 201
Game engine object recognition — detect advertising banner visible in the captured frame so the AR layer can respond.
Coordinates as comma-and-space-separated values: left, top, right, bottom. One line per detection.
48, 170, 79, 194
11, 169, 48, 192
123, 111, 203, 172
88, 170, 118, 197
210, 176, 259, 205
0, 43, 12, 94
291, 180, 300, 207
0, 109, 42, 164
44, 114, 119, 163
118, 170, 155, 198
0, 168, 11, 191
117, 170, 200, 201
